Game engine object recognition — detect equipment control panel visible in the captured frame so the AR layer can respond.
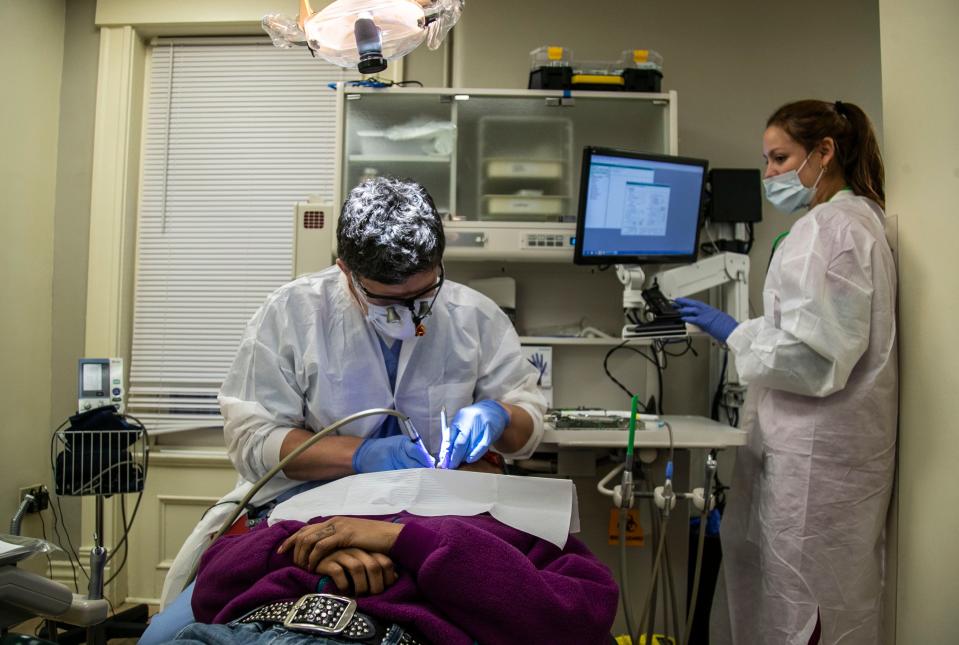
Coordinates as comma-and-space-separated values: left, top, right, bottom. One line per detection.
523, 233, 573, 249
78, 358, 124, 413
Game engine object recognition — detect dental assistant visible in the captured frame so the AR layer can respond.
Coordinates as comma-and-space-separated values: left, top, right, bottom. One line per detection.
220, 176, 545, 484
676, 100, 897, 644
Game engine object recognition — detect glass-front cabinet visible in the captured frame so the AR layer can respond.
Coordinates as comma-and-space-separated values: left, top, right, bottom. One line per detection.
335, 86, 677, 260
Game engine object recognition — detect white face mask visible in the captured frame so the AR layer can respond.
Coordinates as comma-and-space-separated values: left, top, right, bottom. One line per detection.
351, 272, 440, 340
763, 152, 825, 214
366, 303, 422, 341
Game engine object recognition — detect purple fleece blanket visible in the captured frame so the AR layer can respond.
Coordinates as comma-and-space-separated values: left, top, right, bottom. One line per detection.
192, 513, 618, 645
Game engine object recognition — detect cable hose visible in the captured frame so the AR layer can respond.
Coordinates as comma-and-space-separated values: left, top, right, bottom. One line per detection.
619, 509, 636, 638
684, 508, 709, 645
647, 509, 661, 641
663, 539, 681, 641
186, 408, 414, 585
636, 512, 669, 645
660, 542, 671, 643
9, 495, 33, 535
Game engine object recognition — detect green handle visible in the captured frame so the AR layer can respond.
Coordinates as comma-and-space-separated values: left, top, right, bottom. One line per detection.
627, 394, 639, 458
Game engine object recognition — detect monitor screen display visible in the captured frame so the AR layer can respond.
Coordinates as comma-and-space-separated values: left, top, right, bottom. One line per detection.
574, 147, 708, 265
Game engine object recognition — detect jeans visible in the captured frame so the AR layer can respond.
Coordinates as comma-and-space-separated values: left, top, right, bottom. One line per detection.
140, 581, 196, 644
167, 621, 415, 644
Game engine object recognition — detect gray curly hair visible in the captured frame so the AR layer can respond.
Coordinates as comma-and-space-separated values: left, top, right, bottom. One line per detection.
337, 177, 445, 284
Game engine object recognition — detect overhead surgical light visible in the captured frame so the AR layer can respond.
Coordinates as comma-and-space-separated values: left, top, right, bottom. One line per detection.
262, 0, 463, 75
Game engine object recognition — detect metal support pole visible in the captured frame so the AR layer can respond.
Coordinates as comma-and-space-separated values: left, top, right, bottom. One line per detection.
87, 497, 107, 645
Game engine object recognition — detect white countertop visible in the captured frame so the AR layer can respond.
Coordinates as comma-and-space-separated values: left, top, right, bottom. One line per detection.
540, 414, 747, 449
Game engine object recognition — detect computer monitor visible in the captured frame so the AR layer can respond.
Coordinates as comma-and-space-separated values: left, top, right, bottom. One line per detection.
573, 147, 708, 265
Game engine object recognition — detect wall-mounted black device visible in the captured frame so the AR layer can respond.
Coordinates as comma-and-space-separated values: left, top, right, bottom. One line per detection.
707, 168, 763, 223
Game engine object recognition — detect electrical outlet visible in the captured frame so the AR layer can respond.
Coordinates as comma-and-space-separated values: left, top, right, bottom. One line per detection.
18, 484, 50, 513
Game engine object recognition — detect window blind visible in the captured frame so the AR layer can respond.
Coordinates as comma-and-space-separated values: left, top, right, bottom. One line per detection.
130, 41, 347, 434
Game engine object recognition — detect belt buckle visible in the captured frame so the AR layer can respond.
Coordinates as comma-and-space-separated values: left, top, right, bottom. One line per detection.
283, 593, 357, 635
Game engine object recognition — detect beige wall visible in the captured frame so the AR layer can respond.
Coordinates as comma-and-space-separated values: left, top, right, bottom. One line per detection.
880, 0, 959, 640
0, 0, 65, 555
51, 0, 99, 437
0, 0, 98, 567
437, 0, 883, 310
49, 0, 101, 549
93, 0, 885, 311
405, 0, 884, 420
79, 5, 878, 341
95, 0, 298, 36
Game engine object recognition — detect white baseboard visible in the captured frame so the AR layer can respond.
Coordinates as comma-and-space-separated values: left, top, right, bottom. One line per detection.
125, 596, 161, 607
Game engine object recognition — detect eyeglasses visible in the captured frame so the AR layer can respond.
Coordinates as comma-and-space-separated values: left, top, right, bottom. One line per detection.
353, 266, 445, 327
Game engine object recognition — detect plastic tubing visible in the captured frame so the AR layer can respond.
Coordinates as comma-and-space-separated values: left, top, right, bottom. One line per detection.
684, 452, 717, 644
619, 510, 636, 637
187, 407, 415, 584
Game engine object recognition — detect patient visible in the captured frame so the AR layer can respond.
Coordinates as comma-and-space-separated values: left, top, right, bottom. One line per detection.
158, 463, 618, 645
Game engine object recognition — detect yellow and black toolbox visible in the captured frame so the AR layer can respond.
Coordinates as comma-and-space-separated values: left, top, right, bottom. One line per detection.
528, 46, 664, 92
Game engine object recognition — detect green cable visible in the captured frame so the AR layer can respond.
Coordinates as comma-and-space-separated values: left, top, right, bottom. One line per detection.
769, 186, 850, 259
627, 394, 640, 459
771, 231, 789, 255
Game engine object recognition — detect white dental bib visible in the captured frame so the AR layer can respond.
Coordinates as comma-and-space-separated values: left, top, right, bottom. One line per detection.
269, 469, 579, 549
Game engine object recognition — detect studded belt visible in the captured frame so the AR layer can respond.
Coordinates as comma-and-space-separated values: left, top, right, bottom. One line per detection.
231, 593, 425, 644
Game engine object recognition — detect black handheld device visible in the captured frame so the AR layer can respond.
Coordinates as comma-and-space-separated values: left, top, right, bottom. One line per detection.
641, 286, 681, 320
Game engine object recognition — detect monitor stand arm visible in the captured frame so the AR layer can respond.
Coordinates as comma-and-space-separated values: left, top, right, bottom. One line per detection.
617, 252, 749, 322
616, 252, 750, 405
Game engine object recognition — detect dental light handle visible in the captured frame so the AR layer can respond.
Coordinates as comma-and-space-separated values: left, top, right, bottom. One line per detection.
354, 12, 387, 74
355, 13, 381, 53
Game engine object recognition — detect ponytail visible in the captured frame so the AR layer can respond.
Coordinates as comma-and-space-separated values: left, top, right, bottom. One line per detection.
767, 99, 885, 209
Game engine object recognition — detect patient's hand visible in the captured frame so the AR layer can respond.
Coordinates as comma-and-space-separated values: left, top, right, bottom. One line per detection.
278, 517, 404, 571
315, 547, 398, 595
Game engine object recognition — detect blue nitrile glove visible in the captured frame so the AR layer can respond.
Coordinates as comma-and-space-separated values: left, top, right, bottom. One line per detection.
352, 434, 436, 473
674, 298, 739, 343
439, 400, 510, 470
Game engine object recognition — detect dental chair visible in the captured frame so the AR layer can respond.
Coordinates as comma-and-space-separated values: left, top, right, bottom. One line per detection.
2, 412, 151, 644
0, 556, 108, 643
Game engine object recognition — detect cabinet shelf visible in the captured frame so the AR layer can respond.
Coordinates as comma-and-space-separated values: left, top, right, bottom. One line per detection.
336, 86, 677, 261
519, 334, 704, 346
485, 159, 566, 180
348, 154, 451, 163
483, 193, 568, 218
520, 336, 624, 346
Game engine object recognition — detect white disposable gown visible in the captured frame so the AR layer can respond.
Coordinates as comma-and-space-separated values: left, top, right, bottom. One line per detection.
160, 266, 546, 606
723, 191, 897, 645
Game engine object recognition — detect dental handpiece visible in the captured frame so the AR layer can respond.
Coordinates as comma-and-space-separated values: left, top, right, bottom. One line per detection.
402, 415, 436, 467
439, 405, 449, 468
402, 416, 424, 444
